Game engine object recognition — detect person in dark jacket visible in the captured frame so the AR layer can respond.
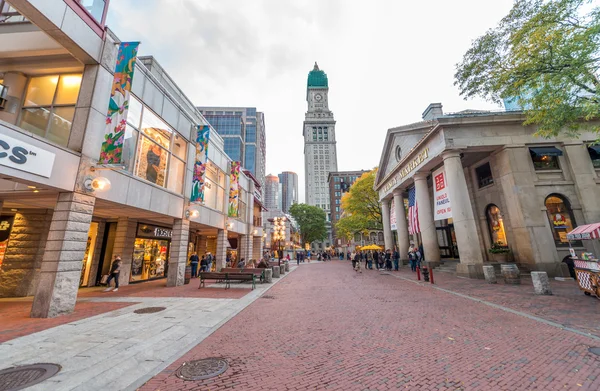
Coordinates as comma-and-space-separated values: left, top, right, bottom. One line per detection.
189, 253, 199, 277
393, 248, 400, 271
373, 251, 380, 270
104, 255, 122, 292
199, 255, 208, 273
385, 249, 392, 271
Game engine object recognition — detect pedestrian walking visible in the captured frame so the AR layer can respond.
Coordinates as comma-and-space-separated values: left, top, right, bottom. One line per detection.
189, 252, 199, 278
354, 252, 362, 273
385, 249, 392, 271
367, 251, 373, 270
104, 255, 122, 292
373, 251, 379, 270
393, 247, 400, 271
200, 255, 208, 272
409, 248, 417, 272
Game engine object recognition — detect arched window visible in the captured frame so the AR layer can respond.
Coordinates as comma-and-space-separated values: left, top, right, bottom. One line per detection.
370, 232, 377, 243
486, 204, 508, 246
377, 232, 384, 243
545, 194, 578, 247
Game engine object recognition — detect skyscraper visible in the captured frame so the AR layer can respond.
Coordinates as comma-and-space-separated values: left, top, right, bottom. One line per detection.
197, 107, 266, 192
278, 171, 298, 213
303, 63, 338, 248
264, 174, 280, 211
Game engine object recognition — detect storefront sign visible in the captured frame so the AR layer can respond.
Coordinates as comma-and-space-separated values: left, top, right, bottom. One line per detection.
433, 166, 452, 220
228, 161, 241, 217
254, 189, 262, 202
383, 148, 429, 193
390, 198, 397, 230
99, 42, 140, 165
136, 224, 172, 239
190, 124, 210, 203
0, 134, 56, 178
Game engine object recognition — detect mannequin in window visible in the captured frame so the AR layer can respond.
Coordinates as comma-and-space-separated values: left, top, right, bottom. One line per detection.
146, 143, 162, 184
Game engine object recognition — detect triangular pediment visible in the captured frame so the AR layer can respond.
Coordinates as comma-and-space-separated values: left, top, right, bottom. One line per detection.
375, 121, 435, 188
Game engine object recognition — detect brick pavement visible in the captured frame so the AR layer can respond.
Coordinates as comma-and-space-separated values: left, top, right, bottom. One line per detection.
142, 261, 600, 391
0, 299, 135, 343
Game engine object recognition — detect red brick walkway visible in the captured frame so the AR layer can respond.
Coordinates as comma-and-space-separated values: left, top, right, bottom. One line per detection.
0, 299, 135, 343
142, 261, 600, 391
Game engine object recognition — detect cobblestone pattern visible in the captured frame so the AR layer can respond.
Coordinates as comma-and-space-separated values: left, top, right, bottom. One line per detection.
143, 261, 600, 391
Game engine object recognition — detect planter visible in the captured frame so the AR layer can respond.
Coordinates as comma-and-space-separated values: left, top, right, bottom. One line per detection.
489, 252, 510, 263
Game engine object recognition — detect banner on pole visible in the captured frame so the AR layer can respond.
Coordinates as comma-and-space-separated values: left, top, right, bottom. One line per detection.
433, 166, 452, 220
390, 198, 397, 231
190, 125, 210, 203
99, 42, 140, 164
228, 161, 241, 217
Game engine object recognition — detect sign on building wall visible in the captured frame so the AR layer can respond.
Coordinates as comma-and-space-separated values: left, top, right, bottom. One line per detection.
433, 166, 452, 220
190, 125, 210, 203
228, 161, 241, 217
390, 198, 397, 230
99, 42, 140, 165
0, 134, 56, 178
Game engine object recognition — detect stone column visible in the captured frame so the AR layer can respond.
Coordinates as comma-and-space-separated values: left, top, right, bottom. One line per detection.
393, 190, 410, 261
111, 217, 137, 286
442, 151, 485, 278
381, 199, 394, 251
564, 143, 600, 223
496, 146, 559, 273
253, 236, 263, 260
167, 219, 189, 287
414, 173, 441, 265
243, 234, 254, 262
31, 192, 95, 318
215, 229, 228, 271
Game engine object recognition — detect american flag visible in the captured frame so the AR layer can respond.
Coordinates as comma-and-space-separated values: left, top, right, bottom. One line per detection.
408, 186, 420, 234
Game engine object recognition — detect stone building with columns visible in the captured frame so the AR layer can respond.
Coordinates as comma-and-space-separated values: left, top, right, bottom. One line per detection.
0, 0, 261, 317
374, 103, 600, 278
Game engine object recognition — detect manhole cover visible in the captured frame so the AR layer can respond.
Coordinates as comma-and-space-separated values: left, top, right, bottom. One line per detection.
134, 307, 166, 314
0, 363, 61, 391
589, 347, 600, 356
176, 358, 229, 381
261, 295, 276, 300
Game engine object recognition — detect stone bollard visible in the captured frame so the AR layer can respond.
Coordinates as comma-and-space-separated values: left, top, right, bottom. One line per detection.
285, 261, 290, 272
483, 265, 497, 284
264, 268, 273, 283
501, 264, 521, 285
531, 272, 552, 295
272, 265, 280, 278
280, 265, 286, 275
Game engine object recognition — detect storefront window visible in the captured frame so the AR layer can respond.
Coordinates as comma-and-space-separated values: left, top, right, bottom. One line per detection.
588, 145, 600, 168
486, 204, 507, 246
203, 162, 226, 212
20, 74, 82, 147
545, 194, 579, 247
476, 163, 494, 188
529, 147, 562, 170
79, 222, 99, 287
131, 224, 172, 282
135, 135, 168, 187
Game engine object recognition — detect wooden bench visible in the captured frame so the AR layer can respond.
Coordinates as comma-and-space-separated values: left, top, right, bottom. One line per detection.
198, 272, 256, 290
221, 268, 265, 283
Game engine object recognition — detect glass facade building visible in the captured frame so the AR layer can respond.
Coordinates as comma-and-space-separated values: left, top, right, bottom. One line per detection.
198, 107, 266, 193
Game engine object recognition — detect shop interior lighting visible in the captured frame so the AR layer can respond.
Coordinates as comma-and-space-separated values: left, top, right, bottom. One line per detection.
27, 185, 36, 189
83, 176, 111, 192
185, 208, 200, 219
32, 189, 39, 193
10, 209, 17, 212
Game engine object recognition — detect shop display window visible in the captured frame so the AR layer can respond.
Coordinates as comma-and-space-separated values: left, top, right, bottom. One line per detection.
486, 204, 507, 246
588, 145, 600, 168
135, 135, 168, 187
131, 238, 169, 282
20, 74, 82, 147
545, 194, 580, 247
475, 163, 494, 188
529, 147, 562, 170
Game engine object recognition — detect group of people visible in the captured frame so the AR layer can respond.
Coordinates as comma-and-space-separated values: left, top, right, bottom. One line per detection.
188, 252, 215, 278
349, 245, 425, 273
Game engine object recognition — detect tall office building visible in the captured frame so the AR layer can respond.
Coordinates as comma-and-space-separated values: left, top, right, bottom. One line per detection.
278, 171, 298, 213
197, 107, 266, 192
264, 174, 280, 211
303, 63, 338, 248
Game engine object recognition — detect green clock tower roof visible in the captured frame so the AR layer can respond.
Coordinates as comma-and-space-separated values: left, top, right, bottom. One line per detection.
307, 62, 328, 88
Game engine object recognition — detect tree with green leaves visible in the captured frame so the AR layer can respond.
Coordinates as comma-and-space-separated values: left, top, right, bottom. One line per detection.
335, 169, 382, 240
455, 0, 600, 137
289, 203, 327, 246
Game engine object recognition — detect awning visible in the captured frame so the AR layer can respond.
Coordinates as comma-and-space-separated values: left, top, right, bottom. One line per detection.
588, 145, 600, 157
566, 223, 600, 241
529, 147, 563, 157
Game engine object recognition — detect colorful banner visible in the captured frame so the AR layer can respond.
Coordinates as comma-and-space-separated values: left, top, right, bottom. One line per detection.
228, 161, 241, 217
190, 125, 210, 203
433, 166, 452, 221
390, 198, 397, 231
99, 42, 140, 164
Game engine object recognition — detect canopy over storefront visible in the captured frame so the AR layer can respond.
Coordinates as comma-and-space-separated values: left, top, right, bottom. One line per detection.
567, 223, 600, 241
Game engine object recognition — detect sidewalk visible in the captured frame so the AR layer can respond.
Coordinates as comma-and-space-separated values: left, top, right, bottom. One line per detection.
0, 267, 297, 391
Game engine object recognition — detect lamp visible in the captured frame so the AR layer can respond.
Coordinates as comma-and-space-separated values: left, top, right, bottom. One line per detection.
83, 176, 111, 192
185, 208, 200, 219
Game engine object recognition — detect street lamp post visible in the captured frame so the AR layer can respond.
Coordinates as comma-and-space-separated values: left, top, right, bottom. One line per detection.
272, 217, 286, 266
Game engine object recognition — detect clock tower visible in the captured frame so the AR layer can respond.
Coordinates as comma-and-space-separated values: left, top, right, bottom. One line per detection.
303, 62, 338, 250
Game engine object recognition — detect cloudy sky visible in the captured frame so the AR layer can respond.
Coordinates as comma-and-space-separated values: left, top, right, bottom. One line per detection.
107, 0, 514, 202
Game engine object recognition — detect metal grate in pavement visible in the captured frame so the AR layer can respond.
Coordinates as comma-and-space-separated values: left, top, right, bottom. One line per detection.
134, 307, 166, 314
0, 363, 61, 391
176, 358, 229, 381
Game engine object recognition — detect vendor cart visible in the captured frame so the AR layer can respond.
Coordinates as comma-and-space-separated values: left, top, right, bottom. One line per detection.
566, 223, 600, 298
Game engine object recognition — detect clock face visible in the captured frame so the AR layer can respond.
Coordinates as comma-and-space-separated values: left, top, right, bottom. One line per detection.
314, 93, 323, 102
